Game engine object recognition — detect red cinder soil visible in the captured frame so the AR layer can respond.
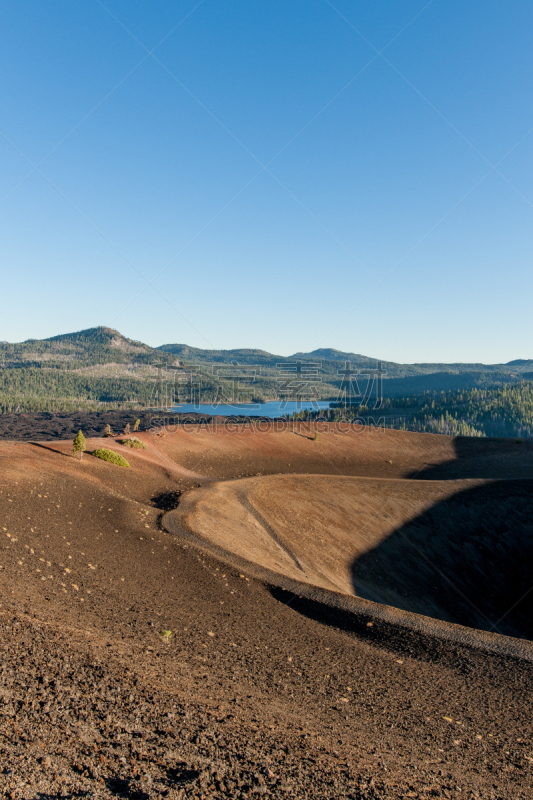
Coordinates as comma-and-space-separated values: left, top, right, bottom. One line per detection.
0, 421, 532, 798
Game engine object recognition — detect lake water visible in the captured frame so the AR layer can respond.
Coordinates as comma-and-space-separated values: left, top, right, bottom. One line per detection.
170, 400, 332, 418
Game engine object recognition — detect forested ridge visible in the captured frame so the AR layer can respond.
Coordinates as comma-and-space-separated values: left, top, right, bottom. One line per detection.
405, 383, 533, 437
293, 383, 533, 438
1, 327, 532, 437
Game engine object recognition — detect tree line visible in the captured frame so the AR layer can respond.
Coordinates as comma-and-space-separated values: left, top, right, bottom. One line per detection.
289, 382, 533, 438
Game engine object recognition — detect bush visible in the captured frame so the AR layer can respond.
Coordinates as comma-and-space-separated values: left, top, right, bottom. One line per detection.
91, 448, 130, 467
120, 437, 147, 450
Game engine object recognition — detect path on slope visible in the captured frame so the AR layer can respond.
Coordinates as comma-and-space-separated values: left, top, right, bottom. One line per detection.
169, 474, 533, 647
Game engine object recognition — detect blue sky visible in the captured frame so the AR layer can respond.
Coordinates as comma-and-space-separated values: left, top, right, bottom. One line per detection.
1, 1, 532, 362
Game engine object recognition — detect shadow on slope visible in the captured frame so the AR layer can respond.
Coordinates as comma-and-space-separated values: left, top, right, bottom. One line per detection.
411, 436, 533, 480
350, 480, 533, 639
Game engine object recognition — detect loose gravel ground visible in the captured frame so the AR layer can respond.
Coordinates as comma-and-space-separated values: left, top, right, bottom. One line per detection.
0, 418, 532, 798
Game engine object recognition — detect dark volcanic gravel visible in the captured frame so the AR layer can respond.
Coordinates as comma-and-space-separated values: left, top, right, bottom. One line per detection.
3, 612, 381, 800
0, 412, 278, 443
0, 411, 208, 442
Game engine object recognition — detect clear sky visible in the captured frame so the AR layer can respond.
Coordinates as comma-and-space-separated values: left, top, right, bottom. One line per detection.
1, 1, 532, 362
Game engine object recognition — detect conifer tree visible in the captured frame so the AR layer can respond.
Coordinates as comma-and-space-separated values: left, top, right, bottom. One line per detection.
133, 418, 141, 432
104, 423, 113, 437
73, 429, 86, 460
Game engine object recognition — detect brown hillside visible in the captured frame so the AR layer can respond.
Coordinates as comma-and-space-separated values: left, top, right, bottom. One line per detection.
0, 424, 532, 798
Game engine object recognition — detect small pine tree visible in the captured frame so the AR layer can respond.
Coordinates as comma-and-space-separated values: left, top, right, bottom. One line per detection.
73, 430, 86, 460
104, 423, 113, 437
124, 422, 131, 435
133, 418, 141, 432
313, 430, 320, 441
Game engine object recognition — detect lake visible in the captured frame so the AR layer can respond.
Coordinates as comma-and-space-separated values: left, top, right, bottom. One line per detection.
170, 400, 331, 418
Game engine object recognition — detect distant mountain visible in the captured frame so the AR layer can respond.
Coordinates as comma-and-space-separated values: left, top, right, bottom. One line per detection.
290, 349, 524, 375
1, 326, 159, 366
1, 328, 530, 379
506, 359, 533, 368
0, 326, 531, 413
289, 347, 372, 362
0, 327, 184, 414
157, 343, 282, 366
42, 325, 120, 342
159, 341, 531, 380
42, 326, 149, 350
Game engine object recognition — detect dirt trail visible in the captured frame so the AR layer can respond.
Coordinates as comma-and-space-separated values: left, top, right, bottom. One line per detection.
169, 474, 533, 655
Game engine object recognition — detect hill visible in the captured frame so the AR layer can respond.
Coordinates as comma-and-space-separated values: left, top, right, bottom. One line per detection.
506, 358, 533, 368
159, 341, 531, 379
0, 326, 531, 414
289, 347, 369, 361
0, 425, 532, 797
0, 327, 173, 413
157, 343, 281, 366
5, 326, 155, 363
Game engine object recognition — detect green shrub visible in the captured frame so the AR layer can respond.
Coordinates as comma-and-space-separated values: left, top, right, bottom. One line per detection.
120, 437, 147, 450
91, 448, 130, 467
